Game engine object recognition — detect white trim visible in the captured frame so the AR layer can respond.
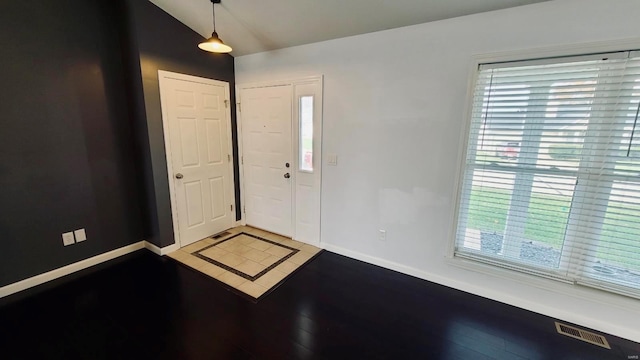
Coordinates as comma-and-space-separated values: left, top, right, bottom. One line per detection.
290, 85, 296, 242
158, 71, 183, 250
236, 76, 323, 90
447, 58, 480, 259
223, 84, 237, 229
479, 51, 630, 70
471, 37, 640, 67
0, 242, 146, 299
445, 255, 640, 311
316, 79, 324, 248
158, 70, 236, 249
321, 243, 640, 343
143, 241, 180, 256
235, 84, 246, 225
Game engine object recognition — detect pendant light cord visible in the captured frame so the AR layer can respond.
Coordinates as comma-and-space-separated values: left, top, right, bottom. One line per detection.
212, 0, 216, 32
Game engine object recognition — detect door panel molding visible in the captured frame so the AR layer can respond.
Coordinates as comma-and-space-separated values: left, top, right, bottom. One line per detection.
159, 70, 236, 248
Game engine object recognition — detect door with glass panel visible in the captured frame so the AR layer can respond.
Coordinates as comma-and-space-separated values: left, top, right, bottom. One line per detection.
239, 79, 323, 245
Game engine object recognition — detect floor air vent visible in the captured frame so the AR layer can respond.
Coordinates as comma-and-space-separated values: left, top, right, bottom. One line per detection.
211, 231, 231, 239
555, 322, 611, 349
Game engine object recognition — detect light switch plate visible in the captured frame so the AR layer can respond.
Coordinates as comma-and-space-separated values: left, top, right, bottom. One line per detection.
74, 228, 87, 242
327, 154, 338, 166
62, 232, 75, 246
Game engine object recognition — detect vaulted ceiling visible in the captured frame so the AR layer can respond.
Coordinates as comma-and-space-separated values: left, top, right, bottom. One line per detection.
149, 0, 551, 57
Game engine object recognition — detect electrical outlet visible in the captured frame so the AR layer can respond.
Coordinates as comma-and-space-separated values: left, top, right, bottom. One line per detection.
379, 229, 386, 241
62, 232, 75, 246
74, 228, 87, 242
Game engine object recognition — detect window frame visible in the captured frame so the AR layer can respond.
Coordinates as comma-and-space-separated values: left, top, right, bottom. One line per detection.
449, 40, 640, 300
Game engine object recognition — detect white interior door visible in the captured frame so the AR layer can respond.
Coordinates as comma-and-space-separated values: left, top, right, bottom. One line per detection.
241, 86, 293, 236
161, 74, 234, 247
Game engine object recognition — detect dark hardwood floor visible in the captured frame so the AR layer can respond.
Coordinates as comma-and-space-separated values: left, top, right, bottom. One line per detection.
0, 250, 637, 359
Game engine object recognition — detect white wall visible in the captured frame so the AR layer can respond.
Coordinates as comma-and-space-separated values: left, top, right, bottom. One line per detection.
235, 0, 640, 342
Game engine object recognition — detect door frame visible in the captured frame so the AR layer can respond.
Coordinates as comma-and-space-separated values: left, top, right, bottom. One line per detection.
236, 76, 323, 246
158, 70, 236, 248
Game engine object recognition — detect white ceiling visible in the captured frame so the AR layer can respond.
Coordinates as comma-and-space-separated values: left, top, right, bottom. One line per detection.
149, 0, 551, 57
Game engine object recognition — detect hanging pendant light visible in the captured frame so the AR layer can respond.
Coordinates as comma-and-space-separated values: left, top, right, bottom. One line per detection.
198, 0, 232, 53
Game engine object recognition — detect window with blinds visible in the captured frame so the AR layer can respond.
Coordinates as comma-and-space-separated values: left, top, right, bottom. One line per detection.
455, 50, 640, 298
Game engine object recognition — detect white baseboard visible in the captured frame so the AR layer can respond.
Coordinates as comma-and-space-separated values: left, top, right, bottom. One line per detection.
321, 243, 640, 343
144, 241, 179, 256
0, 241, 146, 299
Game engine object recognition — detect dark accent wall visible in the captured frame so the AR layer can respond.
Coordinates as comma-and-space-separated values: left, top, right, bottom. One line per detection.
0, 0, 238, 288
123, 0, 239, 247
0, 0, 143, 286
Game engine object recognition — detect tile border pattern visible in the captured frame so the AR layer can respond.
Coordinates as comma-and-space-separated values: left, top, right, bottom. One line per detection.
191, 232, 299, 282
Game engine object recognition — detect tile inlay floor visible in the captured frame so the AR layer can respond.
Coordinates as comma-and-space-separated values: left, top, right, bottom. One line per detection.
167, 226, 322, 299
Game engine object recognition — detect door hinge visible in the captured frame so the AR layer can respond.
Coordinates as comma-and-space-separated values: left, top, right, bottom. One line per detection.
227, 154, 231, 162
241, 156, 244, 165
230, 204, 233, 211
243, 206, 246, 213
237, 102, 241, 112
224, 100, 229, 108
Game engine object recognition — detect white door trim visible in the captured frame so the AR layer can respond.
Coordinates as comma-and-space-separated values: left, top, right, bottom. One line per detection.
158, 70, 236, 248
236, 76, 323, 246
237, 76, 322, 90
235, 84, 247, 227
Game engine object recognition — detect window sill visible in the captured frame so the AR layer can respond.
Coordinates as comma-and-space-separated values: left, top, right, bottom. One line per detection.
444, 253, 640, 313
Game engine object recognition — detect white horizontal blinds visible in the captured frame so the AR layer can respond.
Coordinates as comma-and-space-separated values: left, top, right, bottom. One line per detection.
456, 50, 640, 297
575, 54, 640, 294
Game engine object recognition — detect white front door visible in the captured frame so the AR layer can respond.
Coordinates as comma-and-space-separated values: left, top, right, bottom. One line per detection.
241, 86, 293, 236
161, 74, 234, 247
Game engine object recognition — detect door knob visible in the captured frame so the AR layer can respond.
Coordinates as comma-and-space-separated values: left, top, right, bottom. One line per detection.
284, 173, 290, 179
175, 173, 184, 179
